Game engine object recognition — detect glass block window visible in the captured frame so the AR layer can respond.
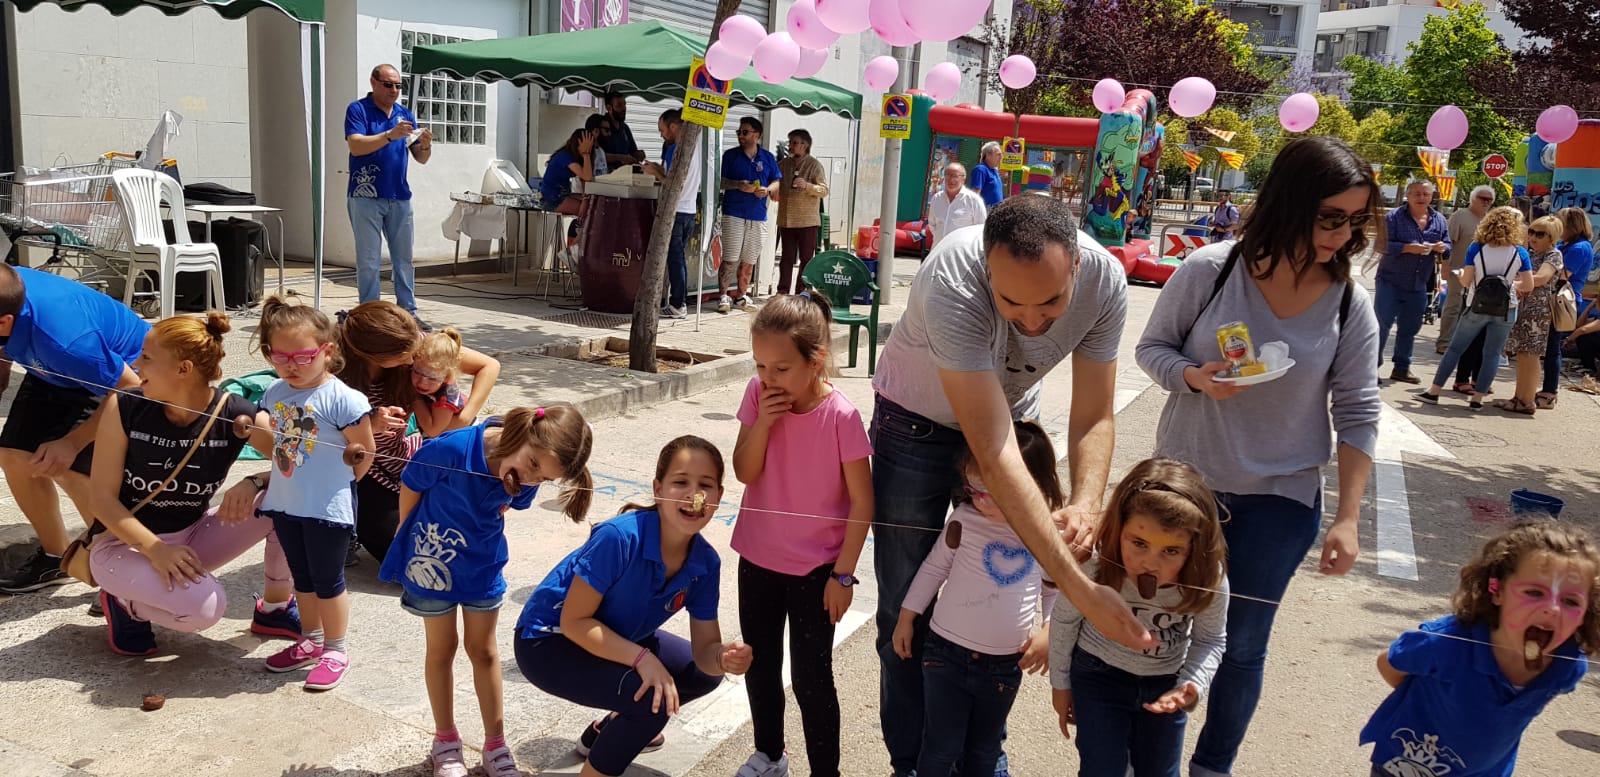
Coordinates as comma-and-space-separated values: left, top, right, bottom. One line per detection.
399, 28, 489, 146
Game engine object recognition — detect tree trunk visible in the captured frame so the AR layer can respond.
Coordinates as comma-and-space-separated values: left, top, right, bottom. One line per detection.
629, 0, 746, 372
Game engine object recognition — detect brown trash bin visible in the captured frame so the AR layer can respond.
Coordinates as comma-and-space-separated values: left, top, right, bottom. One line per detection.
579, 195, 657, 314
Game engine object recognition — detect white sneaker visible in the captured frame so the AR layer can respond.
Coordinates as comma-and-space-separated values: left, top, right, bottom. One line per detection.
733, 752, 789, 777
718, 294, 732, 313
662, 305, 688, 319
735, 296, 753, 310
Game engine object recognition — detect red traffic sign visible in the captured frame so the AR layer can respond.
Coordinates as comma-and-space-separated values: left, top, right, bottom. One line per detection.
1482, 153, 1509, 179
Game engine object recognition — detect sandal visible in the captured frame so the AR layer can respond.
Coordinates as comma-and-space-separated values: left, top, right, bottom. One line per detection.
1535, 392, 1558, 410
1491, 398, 1537, 415
1452, 382, 1474, 394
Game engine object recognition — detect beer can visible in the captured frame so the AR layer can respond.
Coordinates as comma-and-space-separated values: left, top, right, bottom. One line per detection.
1217, 321, 1255, 372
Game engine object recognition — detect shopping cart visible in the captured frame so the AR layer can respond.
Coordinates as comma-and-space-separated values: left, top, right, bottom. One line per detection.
0, 152, 144, 298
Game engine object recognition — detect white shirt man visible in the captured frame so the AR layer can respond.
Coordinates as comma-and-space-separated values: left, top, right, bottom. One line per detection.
927, 162, 988, 245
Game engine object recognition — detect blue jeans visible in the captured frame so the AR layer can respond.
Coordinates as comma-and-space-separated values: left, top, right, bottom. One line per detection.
667, 211, 695, 309
347, 196, 417, 313
1374, 279, 1428, 372
869, 395, 978, 776
1190, 491, 1322, 776
1543, 324, 1566, 394
1430, 308, 1516, 394
1069, 647, 1185, 777
916, 633, 1022, 777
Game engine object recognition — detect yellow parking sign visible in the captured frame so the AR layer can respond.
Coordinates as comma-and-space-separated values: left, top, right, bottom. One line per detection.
683, 57, 731, 130
880, 94, 912, 140
1000, 137, 1027, 171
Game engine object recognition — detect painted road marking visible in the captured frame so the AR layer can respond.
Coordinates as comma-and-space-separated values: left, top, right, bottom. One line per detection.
1373, 402, 1453, 581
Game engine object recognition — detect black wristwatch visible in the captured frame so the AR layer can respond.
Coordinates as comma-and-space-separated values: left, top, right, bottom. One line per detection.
833, 572, 859, 588
245, 473, 268, 491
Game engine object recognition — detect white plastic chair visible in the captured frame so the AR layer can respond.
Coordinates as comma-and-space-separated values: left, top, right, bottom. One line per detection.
111, 168, 225, 318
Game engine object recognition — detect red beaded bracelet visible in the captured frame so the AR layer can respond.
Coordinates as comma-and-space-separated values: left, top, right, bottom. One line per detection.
631, 647, 649, 669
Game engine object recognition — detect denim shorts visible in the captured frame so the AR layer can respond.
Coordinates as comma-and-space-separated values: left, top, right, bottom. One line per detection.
400, 589, 504, 617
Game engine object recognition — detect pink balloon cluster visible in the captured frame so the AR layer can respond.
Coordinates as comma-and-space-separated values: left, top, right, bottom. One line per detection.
753, 32, 802, 84
787, 0, 840, 50
863, 55, 898, 92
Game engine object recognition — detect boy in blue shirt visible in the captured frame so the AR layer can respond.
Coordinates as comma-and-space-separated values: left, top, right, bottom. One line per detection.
0, 264, 149, 594
718, 117, 781, 313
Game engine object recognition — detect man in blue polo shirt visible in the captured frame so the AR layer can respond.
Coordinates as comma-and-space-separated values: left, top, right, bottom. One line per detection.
971, 141, 1005, 208
0, 264, 148, 593
346, 63, 433, 329
718, 116, 781, 313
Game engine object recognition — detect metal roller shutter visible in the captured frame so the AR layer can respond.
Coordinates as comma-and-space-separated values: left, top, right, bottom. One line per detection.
624, 0, 770, 161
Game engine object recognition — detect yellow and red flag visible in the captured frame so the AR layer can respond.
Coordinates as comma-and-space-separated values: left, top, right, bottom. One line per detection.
1436, 170, 1457, 202
1216, 148, 1245, 170
1203, 127, 1236, 143
1416, 146, 1450, 178
1180, 146, 1204, 173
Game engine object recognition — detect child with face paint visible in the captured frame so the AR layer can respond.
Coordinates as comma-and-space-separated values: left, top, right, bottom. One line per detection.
1047, 457, 1229, 777
1363, 521, 1599, 777
890, 421, 1065, 777
379, 405, 594, 777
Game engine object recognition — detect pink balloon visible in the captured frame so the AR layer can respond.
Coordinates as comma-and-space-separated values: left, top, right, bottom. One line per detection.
815, 0, 871, 35
753, 32, 801, 84
900, 0, 989, 43
1092, 78, 1125, 113
923, 62, 961, 101
1537, 105, 1579, 144
999, 55, 1036, 90
863, 55, 899, 92
1427, 105, 1468, 151
794, 46, 829, 80
1168, 77, 1216, 118
704, 41, 749, 81
787, 0, 841, 50
718, 16, 767, 59
1278, 92, 1320, 133
869, 0, 919, 47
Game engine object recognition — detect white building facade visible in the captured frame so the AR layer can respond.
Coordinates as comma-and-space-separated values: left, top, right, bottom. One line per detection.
1312, 0, 1528, 91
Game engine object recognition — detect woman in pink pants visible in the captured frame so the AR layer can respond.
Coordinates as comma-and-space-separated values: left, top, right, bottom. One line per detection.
86, 311, 298, 656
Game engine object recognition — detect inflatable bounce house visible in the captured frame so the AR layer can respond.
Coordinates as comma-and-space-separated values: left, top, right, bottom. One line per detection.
892, 91, 1170, 282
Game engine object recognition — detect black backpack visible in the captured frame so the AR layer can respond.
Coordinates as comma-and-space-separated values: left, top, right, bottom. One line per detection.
1469, 246, 1517, 319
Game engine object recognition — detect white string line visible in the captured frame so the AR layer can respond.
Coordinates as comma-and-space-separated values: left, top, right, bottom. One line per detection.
9, 362, 1591, 664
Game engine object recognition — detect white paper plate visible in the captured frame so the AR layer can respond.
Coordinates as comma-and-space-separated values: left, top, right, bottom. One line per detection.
1214, 358, 1295, 386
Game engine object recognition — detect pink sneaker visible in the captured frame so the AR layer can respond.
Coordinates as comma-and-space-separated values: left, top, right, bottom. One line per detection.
304, 649, 347, 690
429, 738, 468, 777
265, 638, 322, 672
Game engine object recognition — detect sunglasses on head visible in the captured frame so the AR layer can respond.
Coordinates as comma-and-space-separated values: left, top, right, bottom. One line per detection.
1315, 211, 1372, 231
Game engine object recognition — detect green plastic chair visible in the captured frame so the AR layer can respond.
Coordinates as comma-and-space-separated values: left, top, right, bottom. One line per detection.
800, 250, 880, 375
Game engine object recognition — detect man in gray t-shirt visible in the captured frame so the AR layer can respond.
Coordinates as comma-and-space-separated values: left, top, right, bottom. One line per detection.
868, 195, 1152, 777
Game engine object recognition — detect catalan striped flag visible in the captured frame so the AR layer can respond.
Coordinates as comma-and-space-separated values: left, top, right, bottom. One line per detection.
1436, 171, 1457, 202
1180, 146, 1204, 173
1416, 146, 1450, 178
1216, 148, 1245, 170
1203, 127, 1236, 143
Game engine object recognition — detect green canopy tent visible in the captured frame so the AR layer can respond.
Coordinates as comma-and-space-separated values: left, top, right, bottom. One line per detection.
409, 20, 863, 119
4, 0, 330, 307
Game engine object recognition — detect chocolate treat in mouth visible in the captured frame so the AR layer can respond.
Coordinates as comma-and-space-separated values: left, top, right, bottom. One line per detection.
1524, 626, 1553, 669
501, 470, 521, 496
1136, 573, 1159, 599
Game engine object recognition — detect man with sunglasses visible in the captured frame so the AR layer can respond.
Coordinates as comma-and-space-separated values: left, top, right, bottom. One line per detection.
0, 263, 149, 593
345, 64, 432, 330
1438, 186, 1496, 352
718, 117, 781, 312
1376, 179, 1451, 383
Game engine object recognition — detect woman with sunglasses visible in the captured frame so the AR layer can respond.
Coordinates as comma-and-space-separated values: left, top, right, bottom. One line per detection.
1136, 135, 1381, 777
335, 301, 500, 565
1493, 215, 1565, 415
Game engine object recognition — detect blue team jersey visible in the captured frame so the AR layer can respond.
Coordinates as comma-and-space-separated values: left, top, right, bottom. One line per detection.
345, 95, 415, 200
516, 510, 720, 642
1, 267, 148, 394
1361, 615, 1586, 777
379, 421, 537, 602
720, 146, 781, 222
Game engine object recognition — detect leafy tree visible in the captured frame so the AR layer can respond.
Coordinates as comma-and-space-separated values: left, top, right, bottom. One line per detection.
1473, 0, 1600, 114
1380, 5, 1520, 205
1341, 54, 1406, 121
994, 0, 1269, 118
1352, 109, 1400, 181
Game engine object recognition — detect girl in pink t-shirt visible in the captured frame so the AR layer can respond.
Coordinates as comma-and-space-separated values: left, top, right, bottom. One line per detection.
730, 293, 874, 777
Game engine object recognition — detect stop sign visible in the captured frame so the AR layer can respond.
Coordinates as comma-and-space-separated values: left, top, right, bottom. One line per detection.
1482, 153, 1509, 178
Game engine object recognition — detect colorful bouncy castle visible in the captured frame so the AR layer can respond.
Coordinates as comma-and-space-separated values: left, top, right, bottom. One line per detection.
1552, 119, 1600, 234
1085, 89, 1168, 282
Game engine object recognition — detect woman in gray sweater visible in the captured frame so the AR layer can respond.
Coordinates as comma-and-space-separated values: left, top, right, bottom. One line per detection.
1135, 135, 1382, 777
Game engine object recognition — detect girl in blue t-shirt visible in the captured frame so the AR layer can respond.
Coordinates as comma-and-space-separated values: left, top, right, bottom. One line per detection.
379, 404, 594, 777
248, 297, 376, 692
514, 435, 754, 777
1362, 520, 1599, 777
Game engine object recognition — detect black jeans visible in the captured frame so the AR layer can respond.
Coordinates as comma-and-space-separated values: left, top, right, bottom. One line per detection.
355, 477, 400, 563
1455, 327, 1488, 387
738, 559, 840, 776
1543, 324, 1567, 394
